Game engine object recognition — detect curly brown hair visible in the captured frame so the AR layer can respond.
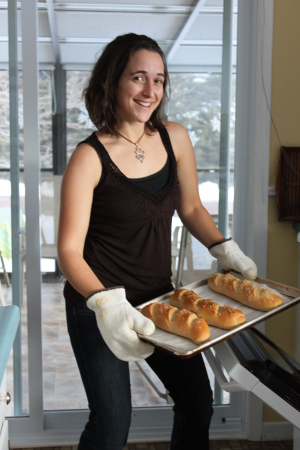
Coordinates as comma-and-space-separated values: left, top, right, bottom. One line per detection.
83, 33, 170, 135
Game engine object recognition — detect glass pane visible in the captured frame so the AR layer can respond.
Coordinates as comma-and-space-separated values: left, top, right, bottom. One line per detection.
1, 69, 54, 416
39, 71, 53, 170
0, 67, 29, 416
66, 71, 94, 163
42, 278, 88, 410
168, 73, 235, 287
0, 191, 29, 414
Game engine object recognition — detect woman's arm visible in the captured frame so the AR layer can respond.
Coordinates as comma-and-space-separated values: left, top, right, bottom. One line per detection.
165, 121, 225, 248
58, 142, 156, 360
57, 142, 105, 298
166, 121, 257, 279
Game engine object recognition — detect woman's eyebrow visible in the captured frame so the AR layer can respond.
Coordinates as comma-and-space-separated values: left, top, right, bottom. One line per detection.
130, 70, 165, 77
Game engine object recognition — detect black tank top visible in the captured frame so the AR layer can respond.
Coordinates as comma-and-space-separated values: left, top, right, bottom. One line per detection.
63, 126, 181, 308
100, 156, 170, 193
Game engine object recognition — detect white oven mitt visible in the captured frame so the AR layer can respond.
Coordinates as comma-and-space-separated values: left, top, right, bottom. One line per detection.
209, 238, 257, 280
86, 287, 155, 362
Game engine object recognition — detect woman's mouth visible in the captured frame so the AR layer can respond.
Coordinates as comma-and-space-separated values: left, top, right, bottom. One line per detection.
135, 100, 151, 108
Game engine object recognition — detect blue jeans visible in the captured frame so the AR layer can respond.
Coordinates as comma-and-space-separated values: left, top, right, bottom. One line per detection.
66, 302, 213, 450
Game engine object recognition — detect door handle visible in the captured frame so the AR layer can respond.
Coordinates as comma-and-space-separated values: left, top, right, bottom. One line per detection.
0, 392, 11, 405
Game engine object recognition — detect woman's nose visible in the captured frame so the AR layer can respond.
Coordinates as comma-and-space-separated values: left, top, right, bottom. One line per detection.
142, 81, 154, 97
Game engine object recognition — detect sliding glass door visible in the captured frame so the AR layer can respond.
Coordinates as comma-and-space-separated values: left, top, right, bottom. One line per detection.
3, 0, 274, 445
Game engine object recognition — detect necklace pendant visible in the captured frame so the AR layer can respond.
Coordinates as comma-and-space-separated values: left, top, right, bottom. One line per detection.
135, 146, 145, 163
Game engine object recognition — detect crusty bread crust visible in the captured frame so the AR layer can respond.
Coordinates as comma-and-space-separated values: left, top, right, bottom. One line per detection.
141, 302, 210, 345
208, 273, 283, 311
170, 288, 246, 330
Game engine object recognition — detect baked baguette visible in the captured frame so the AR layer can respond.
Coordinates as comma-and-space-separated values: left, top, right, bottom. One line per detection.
208, 273, 283, 311
170, 289, 246, 330
141, 302, 210, 345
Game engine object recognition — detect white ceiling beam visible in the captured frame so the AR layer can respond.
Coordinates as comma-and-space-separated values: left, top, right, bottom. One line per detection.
167, 0, 208, 63
52, 3, 192, 13
2, 2, 192, 13
0, 36, 236, 47
46, 0, 61, 65
0, 2, 225, 14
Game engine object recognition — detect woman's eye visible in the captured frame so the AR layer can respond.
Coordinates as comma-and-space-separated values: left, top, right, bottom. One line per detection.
134, 76, 143, 82
156, 79, 163, 85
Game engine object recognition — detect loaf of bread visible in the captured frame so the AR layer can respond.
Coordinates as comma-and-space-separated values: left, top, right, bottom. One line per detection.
141, 302, 210, 345
208, 273, 283, 311
170, 288, 246, 330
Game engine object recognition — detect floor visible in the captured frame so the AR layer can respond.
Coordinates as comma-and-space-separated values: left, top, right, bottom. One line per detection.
15, 440, 294, 450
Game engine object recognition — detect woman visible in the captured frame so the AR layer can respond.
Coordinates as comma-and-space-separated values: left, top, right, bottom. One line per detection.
57, 33, 257, 450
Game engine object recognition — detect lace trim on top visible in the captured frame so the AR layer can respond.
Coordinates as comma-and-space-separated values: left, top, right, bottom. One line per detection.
88, 126, 180, 207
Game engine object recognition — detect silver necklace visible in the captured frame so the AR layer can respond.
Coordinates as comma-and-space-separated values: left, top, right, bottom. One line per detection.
118, 130, 145, 163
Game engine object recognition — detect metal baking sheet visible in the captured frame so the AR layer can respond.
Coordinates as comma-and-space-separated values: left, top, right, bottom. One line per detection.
137, 272, 300, 359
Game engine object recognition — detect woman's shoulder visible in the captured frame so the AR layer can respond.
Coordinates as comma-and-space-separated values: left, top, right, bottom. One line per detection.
162, 121, 192, 157
163, 121, 190, 140
64, 136, 102, 185
70, 138, 100, 164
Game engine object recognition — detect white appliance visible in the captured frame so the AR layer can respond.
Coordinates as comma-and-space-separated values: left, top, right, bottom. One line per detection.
205, 327, 300, 448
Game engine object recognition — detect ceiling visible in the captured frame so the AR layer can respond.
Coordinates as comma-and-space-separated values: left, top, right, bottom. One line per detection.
1, 0, 238, 71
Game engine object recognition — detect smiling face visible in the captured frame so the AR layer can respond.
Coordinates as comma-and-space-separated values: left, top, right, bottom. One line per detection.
115, 49, 165, 126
